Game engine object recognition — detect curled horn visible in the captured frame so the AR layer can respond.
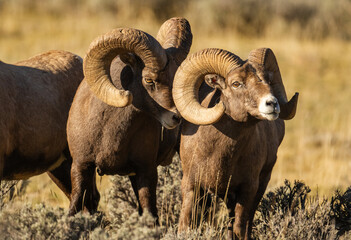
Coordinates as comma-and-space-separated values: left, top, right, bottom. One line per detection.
156, 17, 193, 66
248, 48, 298, 120
84, 28, 167, 107
173, 48, 244, 125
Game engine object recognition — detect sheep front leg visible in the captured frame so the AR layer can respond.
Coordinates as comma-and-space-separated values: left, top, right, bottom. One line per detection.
178, 177, 194, 233
233, 184, 258, 240
226, 192, 237, 240
129, 175, 142, 216
247, 172, 273, 236
129, 168, 158, 220
69, 160, 100, 215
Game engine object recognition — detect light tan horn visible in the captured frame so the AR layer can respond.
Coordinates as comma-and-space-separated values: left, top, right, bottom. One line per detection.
156, 17, 193, 66
84, 28, 167, 107
173, 48, 244, 125
248, 48, 298, 120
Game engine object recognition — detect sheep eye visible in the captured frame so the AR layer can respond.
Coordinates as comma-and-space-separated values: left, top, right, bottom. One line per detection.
144, 78, 154, 84
232, 81, 241, 88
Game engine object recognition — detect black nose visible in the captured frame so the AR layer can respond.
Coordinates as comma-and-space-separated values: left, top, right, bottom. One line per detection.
266, 98, 278, 108
172, 114, 181, 123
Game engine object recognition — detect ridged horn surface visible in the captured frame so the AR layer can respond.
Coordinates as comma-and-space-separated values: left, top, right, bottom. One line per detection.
84, 28, 167, 107
156, 17, 193, 66
173, 48, 244, 125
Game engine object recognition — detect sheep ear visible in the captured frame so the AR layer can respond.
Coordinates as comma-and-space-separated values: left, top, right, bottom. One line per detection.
120, 53, 137, 66
205, 74, 226, 90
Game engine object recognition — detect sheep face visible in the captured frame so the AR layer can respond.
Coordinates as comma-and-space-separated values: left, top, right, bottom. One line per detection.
205, 62, 280, 122
139, 56, 180, 129
117, 53, 180, 129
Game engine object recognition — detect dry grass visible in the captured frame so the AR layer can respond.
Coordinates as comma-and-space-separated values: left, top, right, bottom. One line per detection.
1, 159, 350, 239
0, 1, 351, 237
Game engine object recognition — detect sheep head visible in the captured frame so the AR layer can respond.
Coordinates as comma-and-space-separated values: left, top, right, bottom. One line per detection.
83, 17, 192, 129
173, 48, 298, 125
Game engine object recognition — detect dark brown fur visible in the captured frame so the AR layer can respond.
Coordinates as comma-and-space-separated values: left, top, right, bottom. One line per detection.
0, 50, 83, 199
67, 55, 180, 217
178, 63, 290, 240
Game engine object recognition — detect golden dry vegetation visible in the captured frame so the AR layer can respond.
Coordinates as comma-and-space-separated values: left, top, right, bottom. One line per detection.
1, 0, 350, 212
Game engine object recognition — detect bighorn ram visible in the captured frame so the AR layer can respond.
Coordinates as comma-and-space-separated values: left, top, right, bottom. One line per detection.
67, 18, 192, 218
173, 48, 298, 239
0, 50, 83, 198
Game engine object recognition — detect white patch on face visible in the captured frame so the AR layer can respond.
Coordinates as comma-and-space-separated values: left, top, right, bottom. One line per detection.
259, 94, 280, 121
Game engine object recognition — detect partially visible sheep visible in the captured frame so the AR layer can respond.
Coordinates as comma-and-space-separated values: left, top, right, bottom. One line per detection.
0, 50, 83, 198
67, 17, 192, 218
173, 48, 298, 240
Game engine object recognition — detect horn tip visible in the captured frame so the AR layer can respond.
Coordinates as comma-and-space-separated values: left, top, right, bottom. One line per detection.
109, 90, 133, 108
279, 92, 299, 120
123, 90, 133, 106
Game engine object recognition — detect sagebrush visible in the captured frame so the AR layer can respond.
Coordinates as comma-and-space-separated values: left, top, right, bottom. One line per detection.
1, 156, 350, 239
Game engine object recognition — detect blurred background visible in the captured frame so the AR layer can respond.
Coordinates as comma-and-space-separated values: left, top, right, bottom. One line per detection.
1, 0, 351, 209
